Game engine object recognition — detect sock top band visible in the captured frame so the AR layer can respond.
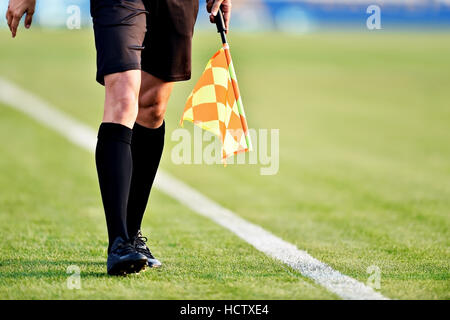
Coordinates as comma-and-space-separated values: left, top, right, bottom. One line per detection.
98, 122, 133, 144
133, 121, 165, 138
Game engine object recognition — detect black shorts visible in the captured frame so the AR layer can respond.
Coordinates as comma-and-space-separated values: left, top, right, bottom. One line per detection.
90, 0, 199, 85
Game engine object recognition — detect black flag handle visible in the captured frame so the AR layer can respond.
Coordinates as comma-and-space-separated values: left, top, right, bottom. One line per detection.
215, 8, 227, 44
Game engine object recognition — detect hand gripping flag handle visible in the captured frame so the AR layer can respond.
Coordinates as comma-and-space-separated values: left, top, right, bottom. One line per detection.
214, 8, 253, 151
215, 8, 227, 44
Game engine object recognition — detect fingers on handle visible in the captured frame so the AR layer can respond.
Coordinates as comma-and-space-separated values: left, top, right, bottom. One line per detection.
207, 0, 230, 30
206, 0, 214, 13
223, 10, 231, 30
211, 0, 224, 16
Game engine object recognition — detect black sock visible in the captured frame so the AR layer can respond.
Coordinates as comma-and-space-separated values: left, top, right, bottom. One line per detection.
127, 121, 165, 238
95, 123, 133, 252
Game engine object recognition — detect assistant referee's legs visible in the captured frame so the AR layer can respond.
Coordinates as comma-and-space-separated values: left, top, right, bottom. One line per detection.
95, 70, 140, 252
95, 70, 172, 252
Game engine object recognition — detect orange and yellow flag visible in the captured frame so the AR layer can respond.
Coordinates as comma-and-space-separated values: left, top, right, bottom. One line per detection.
181, 44, 252, 160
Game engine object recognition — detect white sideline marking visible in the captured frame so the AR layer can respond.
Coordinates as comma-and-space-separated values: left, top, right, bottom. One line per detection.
0, 77, 389, 300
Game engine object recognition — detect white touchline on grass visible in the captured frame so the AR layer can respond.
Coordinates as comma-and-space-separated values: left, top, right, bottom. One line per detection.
0, 77, 389, 300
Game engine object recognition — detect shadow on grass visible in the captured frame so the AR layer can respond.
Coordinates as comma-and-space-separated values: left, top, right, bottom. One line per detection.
0, 258, 109, 279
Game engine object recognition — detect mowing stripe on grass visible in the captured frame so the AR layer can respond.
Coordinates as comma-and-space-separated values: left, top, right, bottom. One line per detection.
0, 77, 388, 300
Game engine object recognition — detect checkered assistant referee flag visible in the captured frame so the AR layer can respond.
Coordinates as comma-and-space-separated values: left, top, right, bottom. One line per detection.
180, 43, 252, 159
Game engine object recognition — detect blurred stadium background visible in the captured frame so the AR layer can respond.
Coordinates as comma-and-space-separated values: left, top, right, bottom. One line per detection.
1, 0, 450, 31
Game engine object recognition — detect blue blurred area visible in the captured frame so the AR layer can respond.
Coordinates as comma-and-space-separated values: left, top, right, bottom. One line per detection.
1, 0, 450, 32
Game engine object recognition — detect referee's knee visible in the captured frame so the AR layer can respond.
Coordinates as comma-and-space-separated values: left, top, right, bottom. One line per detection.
137, 88, 172, 128
137, 100, 167, 128
103, 71, 140, 127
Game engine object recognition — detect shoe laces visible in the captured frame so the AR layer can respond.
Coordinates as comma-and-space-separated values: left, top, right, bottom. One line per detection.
113, 241, 136, 256
134, 232, 155, 258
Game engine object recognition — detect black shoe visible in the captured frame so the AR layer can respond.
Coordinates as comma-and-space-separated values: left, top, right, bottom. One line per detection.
132, 231, 162, 268
107, 237, 148, 276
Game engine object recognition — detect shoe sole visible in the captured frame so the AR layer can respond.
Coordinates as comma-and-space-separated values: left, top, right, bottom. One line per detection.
148, 263, 162, 268
108, 258, 147, 276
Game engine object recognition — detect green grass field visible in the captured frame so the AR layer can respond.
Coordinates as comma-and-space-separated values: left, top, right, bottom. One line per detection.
0, 29, 449, 299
